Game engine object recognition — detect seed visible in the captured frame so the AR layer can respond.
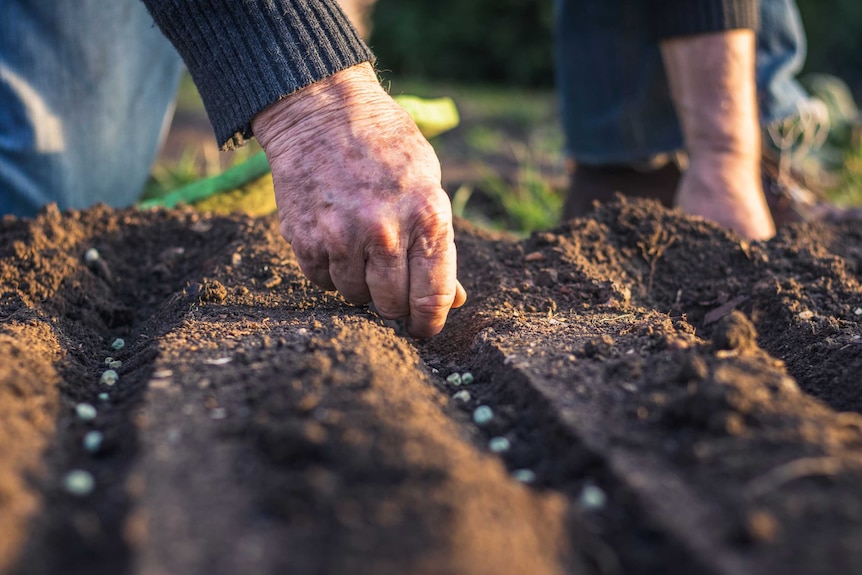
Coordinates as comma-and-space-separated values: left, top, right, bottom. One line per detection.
489, 437, 511, 453
512, 469, 536, 484
855, 307, 862, 316
108, 360, 122, 369
83, 430, 104, 453
452, 390, 471, 402
446, 373, 462, 386
111, 338, 125, 351
98, 392, 110, 402
84, 248, 100, 264
460, 372, 475, 385
104, 357, 113, 364
100, 369, 119, 386
64, 470, 95, 496
75, 403, 97, 421
472, 405, 493, 426
579, 484, 607, 510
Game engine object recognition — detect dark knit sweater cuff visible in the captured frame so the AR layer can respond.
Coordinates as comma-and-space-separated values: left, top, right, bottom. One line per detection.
650, 0, 759, 40
142, 0, 375, 149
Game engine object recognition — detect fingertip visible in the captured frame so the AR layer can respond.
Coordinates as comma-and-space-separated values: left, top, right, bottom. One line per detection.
404, 316, 445, 340
452, 280, 467, 309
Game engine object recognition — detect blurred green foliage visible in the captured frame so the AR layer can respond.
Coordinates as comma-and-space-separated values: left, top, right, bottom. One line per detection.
368, 0, 554, 87
797, 0, 862, 90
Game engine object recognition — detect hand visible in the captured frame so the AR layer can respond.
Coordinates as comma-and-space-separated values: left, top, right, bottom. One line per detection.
252, 63, 467, 338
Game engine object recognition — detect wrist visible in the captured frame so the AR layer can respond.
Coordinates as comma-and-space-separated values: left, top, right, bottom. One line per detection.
661, 30, 760, 159
252, 62, 386, 152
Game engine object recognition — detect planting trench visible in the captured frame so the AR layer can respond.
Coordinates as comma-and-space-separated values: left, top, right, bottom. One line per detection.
1, 198, 861, 574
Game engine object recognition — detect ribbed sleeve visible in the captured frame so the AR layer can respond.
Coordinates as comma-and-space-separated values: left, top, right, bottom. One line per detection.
141, 0, 375, 149
648, 0, 759, 40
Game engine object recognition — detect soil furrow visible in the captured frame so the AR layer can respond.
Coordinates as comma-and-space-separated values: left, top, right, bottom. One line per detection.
426, 205, 862, 573
131, 311, 578, 574
3, 198, 862, 573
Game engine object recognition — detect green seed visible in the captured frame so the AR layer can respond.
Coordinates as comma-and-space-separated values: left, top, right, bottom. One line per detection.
75, 403, 97, 421
461, 372, 475, 385
512, 469, 536, 484
64, 470, 95, 496
472, 405, 493, 426
83, 430, 104, 453
446, 373, 462, 386
108, 360, 122, 369
489, 436, 511, 453
579, 484, 607, 510
100, 369, 119, 386
104, 357, 113, 364
111, 338, 125, 351
98, 392, 110, 402
452, 390, 471, 402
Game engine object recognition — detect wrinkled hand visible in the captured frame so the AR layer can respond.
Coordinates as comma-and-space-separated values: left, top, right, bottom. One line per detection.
252, 63, 466, 337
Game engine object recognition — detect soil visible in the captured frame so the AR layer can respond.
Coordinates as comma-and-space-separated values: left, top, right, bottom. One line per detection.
2, 197, 862, 575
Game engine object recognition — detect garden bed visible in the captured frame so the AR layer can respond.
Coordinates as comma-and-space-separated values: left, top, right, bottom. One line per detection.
2, 197, 862, 574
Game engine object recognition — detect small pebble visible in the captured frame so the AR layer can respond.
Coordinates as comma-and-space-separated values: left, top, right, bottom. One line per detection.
472, 405, 494, 426
84, 248, 100, 264
798, 310, 814, 321
98, 392, 110, 402
108, 360, 122, 369
446, 373, 462, 386
452, 390, 471, 402
579, 484, 607, 511
111, 338, 125, 351
100, 369, 119, 386
512, 469, 536, 484
83, 430, 104, 453
489, 437, 511, 453
75, 403, 97, 421
855, 307, 862, 316
104, 357, 113, 364
64, 470, 95, 496
460, 372, 475, 385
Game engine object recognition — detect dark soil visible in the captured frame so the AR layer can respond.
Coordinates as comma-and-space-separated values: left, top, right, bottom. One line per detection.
2, 197, 862, 575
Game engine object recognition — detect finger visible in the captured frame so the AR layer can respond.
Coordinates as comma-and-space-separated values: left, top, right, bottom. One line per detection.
293, 250, 337, 291
405, 232, 459, 339
452, 280, 467, 309
329, 252, 373, 304
365, 241, 410, 320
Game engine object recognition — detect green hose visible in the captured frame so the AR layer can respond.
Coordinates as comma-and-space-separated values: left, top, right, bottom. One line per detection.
138, 151, 271, 210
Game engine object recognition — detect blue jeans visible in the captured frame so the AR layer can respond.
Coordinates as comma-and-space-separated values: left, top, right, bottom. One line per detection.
0, 0, 183, 217
555, 0, 809, 164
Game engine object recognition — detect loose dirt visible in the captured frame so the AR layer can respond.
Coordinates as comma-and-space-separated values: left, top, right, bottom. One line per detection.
2, 197, 861, 574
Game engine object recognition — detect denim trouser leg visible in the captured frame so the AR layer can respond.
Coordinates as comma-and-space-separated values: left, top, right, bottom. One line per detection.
0, 0, 184, 217
555, 0, 810, 164
756, 0, 809, 125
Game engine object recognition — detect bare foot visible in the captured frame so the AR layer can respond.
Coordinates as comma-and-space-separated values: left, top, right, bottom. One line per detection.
675, 156, 776, 241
